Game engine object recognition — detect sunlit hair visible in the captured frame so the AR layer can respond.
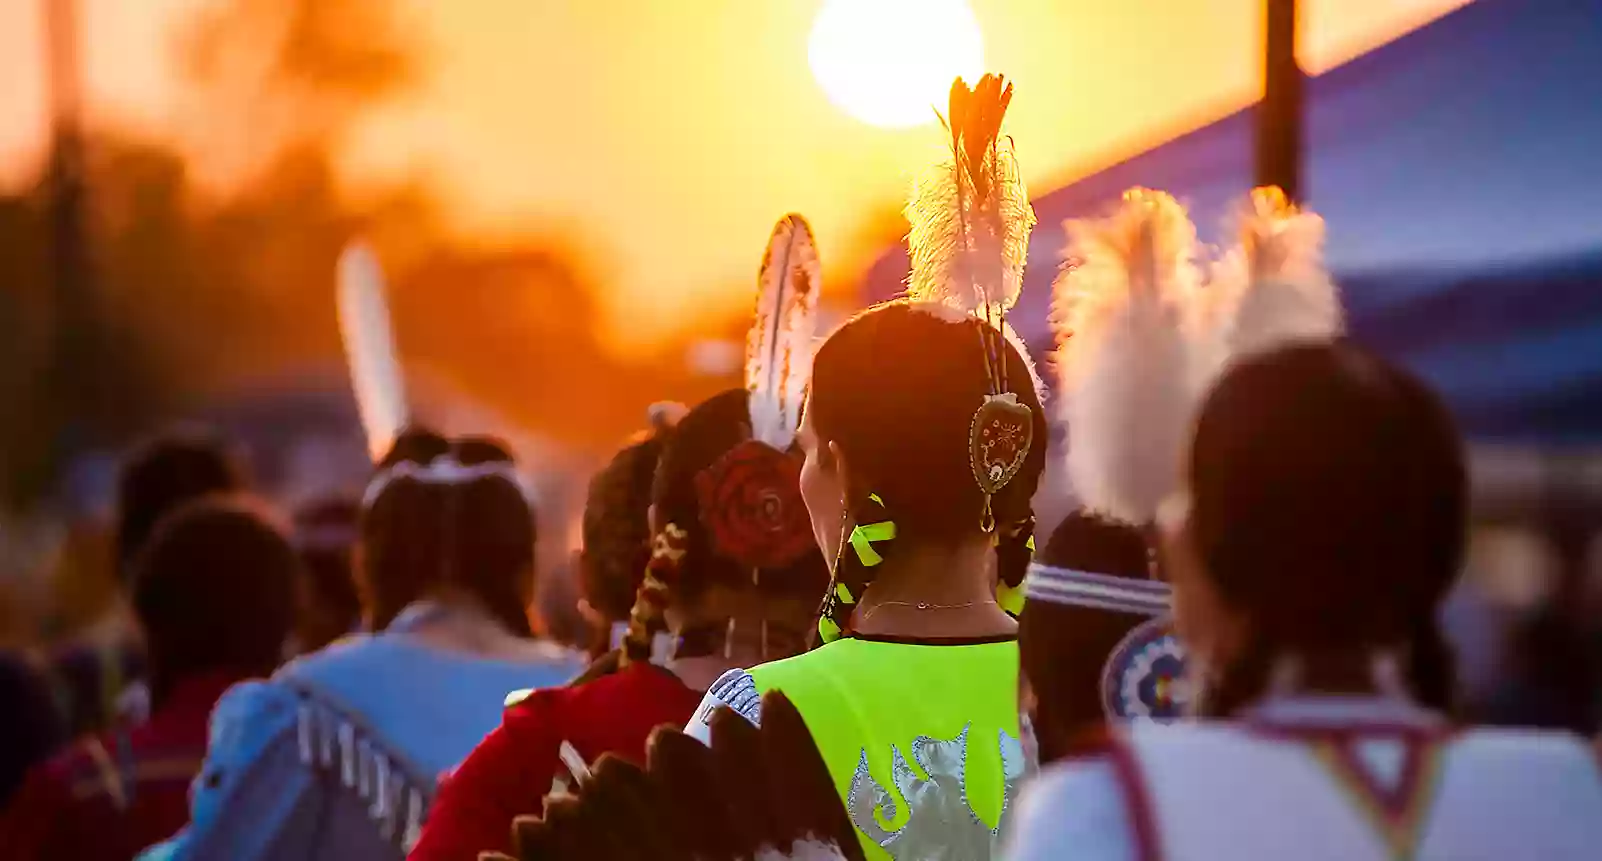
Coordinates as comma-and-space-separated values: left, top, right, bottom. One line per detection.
132, 495, 298, 707
1186, 342, 1466, 716
580, 432, 670, 636
360, 428, 537, 636
808, 302, 1049, 637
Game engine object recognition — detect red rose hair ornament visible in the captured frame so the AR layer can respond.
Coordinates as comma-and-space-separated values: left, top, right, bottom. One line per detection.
694, 441, 815, 570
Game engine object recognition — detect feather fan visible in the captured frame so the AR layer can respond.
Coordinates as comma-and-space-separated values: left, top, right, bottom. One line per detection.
747, 214, 821, 450
1052, 189, 1204, 524
1216, 186, 1344, 361
906, 75, 1036, 318
337, 242, 408, 463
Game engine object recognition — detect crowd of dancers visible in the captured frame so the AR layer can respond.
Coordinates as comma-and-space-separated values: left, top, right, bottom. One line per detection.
3, 73, 1601, 860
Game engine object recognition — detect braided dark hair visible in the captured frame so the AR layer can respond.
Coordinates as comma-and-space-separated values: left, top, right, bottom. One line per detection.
1184, 343, 1466, 717
1021, 510, 1151, 762
582, 432, 672, 632
808, 303, 1048, 641
359, 430, 537, 636
359, 428, 451, 630
452, 437, 539, 637
618, 389, 828, 667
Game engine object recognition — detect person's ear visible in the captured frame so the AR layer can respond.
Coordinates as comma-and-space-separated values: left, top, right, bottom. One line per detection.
827, 440, 854, 495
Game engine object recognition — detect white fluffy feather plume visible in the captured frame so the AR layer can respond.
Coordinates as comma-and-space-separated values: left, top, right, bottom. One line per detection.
1053, 189, 1204, 524
747, 213, 821, 450
906, 75, 1036, 319
337, 242, 408, 463
1215, 186, 1344, 361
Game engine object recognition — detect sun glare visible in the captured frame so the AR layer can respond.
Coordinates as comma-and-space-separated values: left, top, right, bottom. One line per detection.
808, 0, 985, 129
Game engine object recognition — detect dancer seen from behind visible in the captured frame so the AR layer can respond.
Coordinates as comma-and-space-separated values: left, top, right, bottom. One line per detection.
160, 431, 580, 861
408, 214, 830, 861
1021, 512, 1187, 764
43, 428, 248, 738
3, 496, 298, 860
1006, 190, 1602, 859
572, 404, 684, 664
686, 76, 1046, 860
403, 407, 683, 861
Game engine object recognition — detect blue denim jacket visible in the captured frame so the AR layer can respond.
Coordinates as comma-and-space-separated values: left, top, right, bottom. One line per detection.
164, 628, 580, 861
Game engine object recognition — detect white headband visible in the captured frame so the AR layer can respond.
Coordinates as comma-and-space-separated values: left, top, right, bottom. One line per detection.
1024, 562, 1171, 617
361, 455, 533, 509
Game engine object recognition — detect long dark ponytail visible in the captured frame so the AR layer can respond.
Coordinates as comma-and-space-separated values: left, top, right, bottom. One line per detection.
1185, 343, 1466, 716
360, 429, 537, 637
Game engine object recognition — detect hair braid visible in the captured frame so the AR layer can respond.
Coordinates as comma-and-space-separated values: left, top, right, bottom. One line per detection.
620, 524, 688, 667
1195, 631, 1276, 719
816, 494, 897, 644
1405, 607, 1457, 715
994, 513, 1036, 616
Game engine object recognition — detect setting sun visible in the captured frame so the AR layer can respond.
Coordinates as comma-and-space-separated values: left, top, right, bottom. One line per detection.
808, 0, 985, 129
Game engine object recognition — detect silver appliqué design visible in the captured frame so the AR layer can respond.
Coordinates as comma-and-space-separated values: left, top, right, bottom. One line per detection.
845, 724, 1026, 860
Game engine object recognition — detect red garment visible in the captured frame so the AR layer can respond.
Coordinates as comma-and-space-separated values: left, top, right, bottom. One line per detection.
408, 662, 701, 861
0, 672, 241, 861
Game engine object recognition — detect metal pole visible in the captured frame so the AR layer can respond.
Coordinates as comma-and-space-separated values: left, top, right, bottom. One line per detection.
1257, 0, 1303, 201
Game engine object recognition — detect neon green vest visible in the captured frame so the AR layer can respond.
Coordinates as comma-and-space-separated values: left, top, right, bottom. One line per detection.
747, 636, 1024, 860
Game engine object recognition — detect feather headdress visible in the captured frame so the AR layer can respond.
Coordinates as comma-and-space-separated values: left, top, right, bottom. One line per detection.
337, 242, 408, 463
1052, 189, 1204, 524
904, 74, 1041, 529
906, 74, 1037, 322
747, 213, 822, 450
1052, 186, 1346, 524
1213, 186, 1344, 362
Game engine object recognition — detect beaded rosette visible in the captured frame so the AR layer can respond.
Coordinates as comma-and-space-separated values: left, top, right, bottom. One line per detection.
1099, 616, 1189, 720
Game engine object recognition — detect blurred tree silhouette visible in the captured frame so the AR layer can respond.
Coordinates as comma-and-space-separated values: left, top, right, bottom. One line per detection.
1, 0, 707, 515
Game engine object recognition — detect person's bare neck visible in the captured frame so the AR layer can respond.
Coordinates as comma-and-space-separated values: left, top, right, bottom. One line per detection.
851, 538, 1016, 639
668, 655, 747, 693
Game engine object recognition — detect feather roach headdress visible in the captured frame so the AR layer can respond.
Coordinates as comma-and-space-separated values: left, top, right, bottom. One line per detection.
1052, 189, 1202, 525
1052, 186, 1345, 524
337, 242, 408, 463
905, 74, 1040, 532
1213, 186, 1344, 362
747, 214, 822, 450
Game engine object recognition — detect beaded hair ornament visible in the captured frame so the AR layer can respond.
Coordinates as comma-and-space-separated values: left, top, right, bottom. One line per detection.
814, 75, 1041, 645
907, 74, 1040, 535
621, 215, 822, 666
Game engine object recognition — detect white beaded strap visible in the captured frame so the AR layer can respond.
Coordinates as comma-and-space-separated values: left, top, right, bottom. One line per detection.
1024, 563, 1171, 617
361, 455, 533, 508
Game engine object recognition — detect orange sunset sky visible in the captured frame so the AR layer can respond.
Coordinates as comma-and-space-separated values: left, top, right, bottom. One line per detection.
0, 0, 1469, 353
